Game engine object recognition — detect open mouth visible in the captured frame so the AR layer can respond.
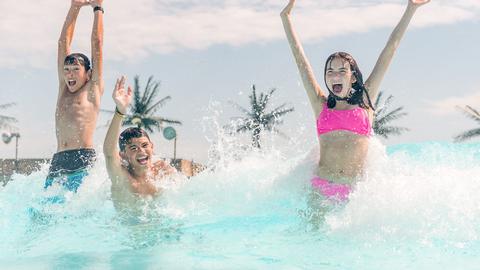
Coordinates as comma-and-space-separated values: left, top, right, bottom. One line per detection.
332, 83, 343, 94
68, 80, 77, 87
136, 156, 149, 165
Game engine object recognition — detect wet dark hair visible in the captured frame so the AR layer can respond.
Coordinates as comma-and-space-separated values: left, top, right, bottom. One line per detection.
64, 53, 91, 71
119, 127, 151, 151
323, 52, 374, 110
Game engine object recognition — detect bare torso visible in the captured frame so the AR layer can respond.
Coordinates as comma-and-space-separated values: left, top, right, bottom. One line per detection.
56, 82, 101, 151
315, 105, 373, 184
110, 161, 176, 211
111, 178, 159, 213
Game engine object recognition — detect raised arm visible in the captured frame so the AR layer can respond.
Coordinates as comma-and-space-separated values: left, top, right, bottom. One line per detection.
365, 0, 430, 103
90, 0, 104, 89
104, 76, 132, 180
280, 0, 325, 116
58, 0, 90, 84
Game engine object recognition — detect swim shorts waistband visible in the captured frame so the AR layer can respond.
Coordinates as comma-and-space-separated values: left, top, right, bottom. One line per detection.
47, 148, 96, 176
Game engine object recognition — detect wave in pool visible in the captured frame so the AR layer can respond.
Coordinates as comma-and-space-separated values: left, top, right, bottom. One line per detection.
1, 139, 480, 269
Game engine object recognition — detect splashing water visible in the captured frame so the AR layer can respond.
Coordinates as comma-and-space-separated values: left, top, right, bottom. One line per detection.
1, 112, 480, 269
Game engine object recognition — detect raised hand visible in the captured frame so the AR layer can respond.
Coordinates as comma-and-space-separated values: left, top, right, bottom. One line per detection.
90, 0, 104, 7
71, 0, 91, 8
112, 76, 132, 115
409, 0, 430, 7
280, 0, 296, 17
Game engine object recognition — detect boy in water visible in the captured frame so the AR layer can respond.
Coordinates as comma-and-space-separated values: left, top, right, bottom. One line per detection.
103, 76, 176, 210
44, 0, 104, 192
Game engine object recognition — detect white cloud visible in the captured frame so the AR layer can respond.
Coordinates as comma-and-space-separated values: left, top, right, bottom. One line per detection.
426, 92, 480, 115
0, 0, 478, 68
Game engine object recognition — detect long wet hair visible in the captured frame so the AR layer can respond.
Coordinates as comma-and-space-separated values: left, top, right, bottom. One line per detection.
323, 52, 374, 110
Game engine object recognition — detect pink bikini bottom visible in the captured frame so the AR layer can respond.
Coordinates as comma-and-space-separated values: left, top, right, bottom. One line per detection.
311, 177, 351, 201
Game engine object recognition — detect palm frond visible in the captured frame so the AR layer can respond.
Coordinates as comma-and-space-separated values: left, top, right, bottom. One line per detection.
374, 94, 394, 118
374, 91, 383, 109
143, 76, 161, 111
456, 105, 480, 123
260, 88, 276, 111
140, 76, 154, 108
140, 117, 161, 133
372, 91, 409, 139
145, 96, 172, 115
263, 110, 294, 127
375, 107, 408, 127
0, 115, 17, 122
270, 105, 294, 119
375, 126, 410, 139
223, 119, 248, 135
149, 116, 182, 125
0, 103, 16, 110
374, 96, 393, 117
269, 104, 287, 114
236, 124, 250, 134
122, 116, 135, 127
133, 76, 142, 113
454, 128, 480, 142
0, 116, 18, 130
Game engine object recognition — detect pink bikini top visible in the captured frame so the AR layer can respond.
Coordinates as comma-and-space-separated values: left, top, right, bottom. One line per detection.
317, 103, 372, 136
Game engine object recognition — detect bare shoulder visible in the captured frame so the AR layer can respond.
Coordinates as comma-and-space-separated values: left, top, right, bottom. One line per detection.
106, 160, 129, 181
153, 160, 177, 177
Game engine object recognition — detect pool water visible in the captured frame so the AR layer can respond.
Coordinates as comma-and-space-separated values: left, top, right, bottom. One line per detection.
1, 139, 480, 269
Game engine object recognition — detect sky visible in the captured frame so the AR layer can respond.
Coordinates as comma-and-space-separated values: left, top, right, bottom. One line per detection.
0, 0, 479, 163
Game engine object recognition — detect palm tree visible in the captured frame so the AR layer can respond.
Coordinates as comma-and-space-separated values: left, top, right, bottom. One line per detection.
228, 85, 294, 148
453, 105, 480, 142
0, 103, 17, 130
373, 91, 409, 139
103, 75, 181, 133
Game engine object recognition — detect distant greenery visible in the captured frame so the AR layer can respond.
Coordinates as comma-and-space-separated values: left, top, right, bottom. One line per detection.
0, 103, 17, 131
453, 105, 480, 142
103, 75, 181, 133
373, 91, 409, 139
227, 85, 294, 148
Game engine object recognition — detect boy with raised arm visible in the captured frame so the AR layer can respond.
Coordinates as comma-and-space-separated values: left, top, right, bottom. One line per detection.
44, 0, 105, 192
104, 76, 176, 210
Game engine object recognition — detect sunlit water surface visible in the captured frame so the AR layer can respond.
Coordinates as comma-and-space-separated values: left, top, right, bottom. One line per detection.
1, 139, 480, 270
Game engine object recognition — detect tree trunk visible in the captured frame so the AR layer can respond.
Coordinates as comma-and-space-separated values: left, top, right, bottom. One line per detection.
252, 128, 261, 148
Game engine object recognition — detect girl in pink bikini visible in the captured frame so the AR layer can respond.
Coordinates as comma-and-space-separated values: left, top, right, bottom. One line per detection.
281, 0, 430, 201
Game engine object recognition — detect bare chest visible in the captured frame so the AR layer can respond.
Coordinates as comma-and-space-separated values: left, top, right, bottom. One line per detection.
57, 90, 97, 119
129, 179, 159, 196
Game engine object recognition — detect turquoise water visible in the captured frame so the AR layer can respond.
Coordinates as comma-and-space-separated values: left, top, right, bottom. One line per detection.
1, 140, 480, 269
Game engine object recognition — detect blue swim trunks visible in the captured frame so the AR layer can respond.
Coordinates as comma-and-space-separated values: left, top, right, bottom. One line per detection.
44, 148, 96, 192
